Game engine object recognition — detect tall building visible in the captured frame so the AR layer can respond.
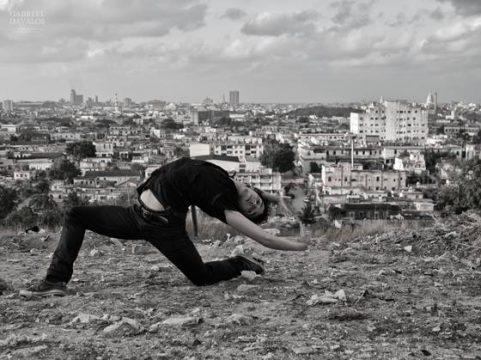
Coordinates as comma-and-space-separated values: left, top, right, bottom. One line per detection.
350, 100, 428, 144
114, 93, 120, 113
123, 97, 132, 108
426, 91, 438, 111
229, 90, 239, 107
2, 99, 14, 112
70, 89, 83, 106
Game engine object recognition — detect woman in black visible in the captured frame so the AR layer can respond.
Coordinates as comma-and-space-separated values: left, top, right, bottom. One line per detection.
26, 157, 307, 297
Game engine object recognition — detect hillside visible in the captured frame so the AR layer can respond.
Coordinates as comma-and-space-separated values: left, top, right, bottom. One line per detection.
1, 213, 481, 359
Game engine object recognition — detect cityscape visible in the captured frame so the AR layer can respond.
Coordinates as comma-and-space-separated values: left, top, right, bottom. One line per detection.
1, 89, 480, 227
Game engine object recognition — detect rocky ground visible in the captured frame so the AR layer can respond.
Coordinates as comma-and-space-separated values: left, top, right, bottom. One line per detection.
1, 213, 481, 359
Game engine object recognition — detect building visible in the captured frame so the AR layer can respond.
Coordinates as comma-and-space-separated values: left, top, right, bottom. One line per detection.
321, 162, 408, 194
329, 202, 402, 221
70, 89, 84, 106
2, 99, 14, 112
393, 153, 426, 175
212, 141, 264, 158
123, 97, 132, 108
350, 100, 428, 143
229, 90, 239, 107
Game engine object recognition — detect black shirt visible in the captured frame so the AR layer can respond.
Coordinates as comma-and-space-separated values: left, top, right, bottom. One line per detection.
137, 157, 240, 223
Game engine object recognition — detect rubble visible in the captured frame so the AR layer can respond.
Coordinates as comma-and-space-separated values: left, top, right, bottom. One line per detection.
161, 316, 203, 327
103, 317, 143, 337
2, 211, 481, 358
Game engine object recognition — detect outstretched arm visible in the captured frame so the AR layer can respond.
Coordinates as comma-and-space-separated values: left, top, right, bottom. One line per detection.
225, 210, 307, 251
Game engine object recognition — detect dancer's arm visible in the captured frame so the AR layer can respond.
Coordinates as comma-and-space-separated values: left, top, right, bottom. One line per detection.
225, 210, 307, 251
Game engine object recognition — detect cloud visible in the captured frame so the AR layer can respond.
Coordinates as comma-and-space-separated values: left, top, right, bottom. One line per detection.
437, 0, 481, 16
0, 0, 208, 42
429, 7, 445, 20
330, 0, 374, 30
241, 10, 320, 37
386, 12, 423, 27
221, 8, 246, 20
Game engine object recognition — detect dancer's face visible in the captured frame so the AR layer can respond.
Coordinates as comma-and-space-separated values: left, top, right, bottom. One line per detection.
238, 185, 264, 219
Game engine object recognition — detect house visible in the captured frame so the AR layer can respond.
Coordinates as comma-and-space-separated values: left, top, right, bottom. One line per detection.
393, 153, 426, 175
329, 202, 401, 221
74, 170, 141, 187
13, 170, 35, 181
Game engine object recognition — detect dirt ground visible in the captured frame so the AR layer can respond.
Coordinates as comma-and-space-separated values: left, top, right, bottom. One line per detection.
1, 213, 481, 359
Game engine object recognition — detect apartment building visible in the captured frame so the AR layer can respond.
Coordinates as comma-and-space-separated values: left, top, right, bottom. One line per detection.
351, 100, 428, 143
322, 162, 407, 194
212, 142, 263, 158
297, 142, 382, 174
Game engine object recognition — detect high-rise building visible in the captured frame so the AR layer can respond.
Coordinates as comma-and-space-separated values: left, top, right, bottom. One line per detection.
229, 90, 239, 107
123, 97, 132, 108
426, 91, 438, 111
2, 99, 14, 112
350, 99, 428, 144
70, 89, 84, 106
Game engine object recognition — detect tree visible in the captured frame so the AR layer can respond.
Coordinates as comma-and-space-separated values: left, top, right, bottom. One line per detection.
161, 118, 183, 131
437, 158, 481, 214
310, 162, 321, 173
260, 142, 295, 172
423, 149, 456, 174
34, 179, 50, 194
3, 207, 38, 229
48, 159, 81, 183
29, 193, 58, 211
66, 141, 96, 160
0, 185, 17, 219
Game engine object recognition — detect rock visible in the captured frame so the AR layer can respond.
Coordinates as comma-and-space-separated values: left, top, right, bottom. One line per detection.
10, 345, 48, 358
131, 243, 154, 255
150, 265, 161, 272
404, 245, 413, 253
333, 289, 347, 302
444, 231, 458, 239
0, 278, 9, 294
69, 313, 100, 324
162, 316, 202, 326
233, 235, 245, 244
103, 317, 143, 336
236, 284, 259, 293
225, 313, 253, 326
240, 270, 258, 281
263, 228, 281, 236
90, 248, 102, 257
148, 321, 164, 332
230, 245, 244, 257
432, 324, 441, 333
292, 346, 317, 355
109, 238, 124, 248
306, 293, 338, 306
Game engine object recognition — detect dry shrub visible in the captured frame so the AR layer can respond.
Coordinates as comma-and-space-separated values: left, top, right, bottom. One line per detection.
310, 220, 419, 243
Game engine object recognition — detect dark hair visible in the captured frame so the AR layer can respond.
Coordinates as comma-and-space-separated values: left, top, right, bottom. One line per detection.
248, 187, 269, 224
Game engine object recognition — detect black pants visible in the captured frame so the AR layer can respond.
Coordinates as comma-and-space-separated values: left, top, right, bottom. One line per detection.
47, 205, 243, 286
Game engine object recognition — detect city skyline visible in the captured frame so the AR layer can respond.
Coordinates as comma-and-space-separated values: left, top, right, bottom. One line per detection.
0, 0, 480, 103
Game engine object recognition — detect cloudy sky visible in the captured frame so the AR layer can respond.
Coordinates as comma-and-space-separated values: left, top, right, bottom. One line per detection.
0, 0, 480, 104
